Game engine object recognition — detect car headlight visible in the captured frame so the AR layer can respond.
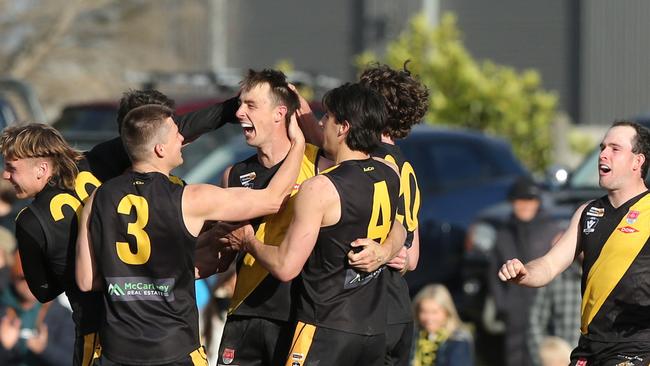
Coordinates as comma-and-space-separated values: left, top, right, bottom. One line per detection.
467, 222, 497, 252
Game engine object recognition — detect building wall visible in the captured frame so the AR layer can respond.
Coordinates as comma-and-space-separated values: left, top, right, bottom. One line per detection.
439, 0, 579, 122
580, 0, 650, 125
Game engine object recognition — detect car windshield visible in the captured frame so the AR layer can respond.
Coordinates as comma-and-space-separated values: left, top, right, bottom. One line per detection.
398, 132, 527, 192
568, 147, 600, 189
54, 106, 119, 134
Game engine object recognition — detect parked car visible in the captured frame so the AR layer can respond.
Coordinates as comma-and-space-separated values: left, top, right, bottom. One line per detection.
394, 125, 529, 301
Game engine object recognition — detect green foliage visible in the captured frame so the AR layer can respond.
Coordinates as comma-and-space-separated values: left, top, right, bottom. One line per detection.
356, 13, 558, 173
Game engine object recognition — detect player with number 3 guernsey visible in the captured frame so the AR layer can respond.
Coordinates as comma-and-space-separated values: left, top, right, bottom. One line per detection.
75, 104, 304, 365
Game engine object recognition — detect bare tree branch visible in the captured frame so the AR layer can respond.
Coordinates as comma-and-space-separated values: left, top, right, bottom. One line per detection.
6, 0, 86, 78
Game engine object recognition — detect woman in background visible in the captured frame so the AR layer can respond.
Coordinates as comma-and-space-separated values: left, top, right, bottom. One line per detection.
411, 284, 474, 366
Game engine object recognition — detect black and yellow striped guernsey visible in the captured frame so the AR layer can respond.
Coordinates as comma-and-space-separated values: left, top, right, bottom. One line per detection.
297, 158, 400, 335
579, 190, 650, 342
372, 142, 420, 325
90, 171, 200, 365
227, 143, 321, 321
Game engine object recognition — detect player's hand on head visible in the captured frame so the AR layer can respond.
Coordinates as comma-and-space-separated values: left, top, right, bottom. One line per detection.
347, 238, 387, 273
288, 83, 312, 114
287, 112, 305, 145
497, 258, 528, 283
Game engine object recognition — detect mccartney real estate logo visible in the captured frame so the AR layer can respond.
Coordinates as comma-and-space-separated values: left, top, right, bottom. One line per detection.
105, 277, 175, 302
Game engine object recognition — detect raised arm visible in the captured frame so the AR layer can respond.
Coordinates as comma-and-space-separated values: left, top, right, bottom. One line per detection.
183, 116, 305, 234
498, 203, 586, 287
175, 96, 240, 142
75, 192, 101, 292
289, 84, 323, 147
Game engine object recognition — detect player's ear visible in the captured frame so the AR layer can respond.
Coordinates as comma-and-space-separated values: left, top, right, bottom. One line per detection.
154, 143, 164, 158
338, 121, 350, 136
275, 105, 288, 124
36, 160, 48, 179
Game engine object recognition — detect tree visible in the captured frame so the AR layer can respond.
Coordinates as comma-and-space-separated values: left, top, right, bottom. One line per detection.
356, 13, 558, 173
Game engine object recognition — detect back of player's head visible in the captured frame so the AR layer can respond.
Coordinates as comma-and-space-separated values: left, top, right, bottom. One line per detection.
0, 123, 82, 191
240, 69, 300, 124
322, 82, 386, 153
359, 62, 429, 139
121, 104, 174, 162
117, 89, 175, 130
611, 120, 650, 178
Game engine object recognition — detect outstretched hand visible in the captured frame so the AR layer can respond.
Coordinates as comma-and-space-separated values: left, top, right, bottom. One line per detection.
497, 258, 529, 283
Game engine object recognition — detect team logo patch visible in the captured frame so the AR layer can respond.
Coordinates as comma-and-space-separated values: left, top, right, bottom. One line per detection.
583, 217, 599, 234
291, 352, 304, 365
618, 226, 639, 234
575, 359, 588, 366
239, 172, 256, 188
222, 348, 235, 364
627, 210, 640, 224
293, 183, 301, 191
587, 207, 605, 217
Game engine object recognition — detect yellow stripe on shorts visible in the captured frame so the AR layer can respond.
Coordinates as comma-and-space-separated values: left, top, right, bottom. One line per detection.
285, 321, 317, 366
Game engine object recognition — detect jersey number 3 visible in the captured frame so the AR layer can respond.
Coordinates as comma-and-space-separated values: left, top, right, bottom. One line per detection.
116, 194, 151, 265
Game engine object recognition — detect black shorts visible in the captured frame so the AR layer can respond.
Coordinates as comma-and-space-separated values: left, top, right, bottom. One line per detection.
570, 336, 650, 366
286, 321, 385, 366
217, 316, 293, 366
385, 322, 414, 366
104, 346, 207, 366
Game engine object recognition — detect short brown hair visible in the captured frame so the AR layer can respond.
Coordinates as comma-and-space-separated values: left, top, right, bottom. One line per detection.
0, 123, 82, 191
120, 104, 174, 162
240, 69, 300, 124
359, 62, 429, 139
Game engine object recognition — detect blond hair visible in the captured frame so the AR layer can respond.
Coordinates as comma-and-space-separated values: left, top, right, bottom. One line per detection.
0, 124, 82, 191
413, 284, 463, 335
539, 336, 571, 366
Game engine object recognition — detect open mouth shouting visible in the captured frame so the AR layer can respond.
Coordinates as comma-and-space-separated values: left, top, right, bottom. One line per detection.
240, 121, 255, 139
599, 163, 611, 175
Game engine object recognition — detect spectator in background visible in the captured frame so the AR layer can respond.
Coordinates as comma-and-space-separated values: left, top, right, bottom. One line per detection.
0, 180, 17, 231
487, 176, 563, 366
411, 284, 473, 366
527, 238, 582, 366
0, 251, 74, 366
0, 227, 16, 291
201, 267, 236, 366
538, 336, 572, 366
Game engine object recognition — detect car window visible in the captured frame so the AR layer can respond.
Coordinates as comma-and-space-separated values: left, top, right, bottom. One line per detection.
568, 147, 599, 189
54, 107, 118, 133
399, 135, 525, 192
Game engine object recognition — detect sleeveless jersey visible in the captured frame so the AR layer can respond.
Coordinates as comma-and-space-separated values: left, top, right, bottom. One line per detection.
579, 191, 650, 342
16, 156, 119, 336
372, 142, 421, 324
297, 158, 400, 335
90, 171, 198, 364
227, 144, 320, 321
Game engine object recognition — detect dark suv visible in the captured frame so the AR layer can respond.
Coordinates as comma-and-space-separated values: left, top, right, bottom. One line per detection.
395, 125, 529, 302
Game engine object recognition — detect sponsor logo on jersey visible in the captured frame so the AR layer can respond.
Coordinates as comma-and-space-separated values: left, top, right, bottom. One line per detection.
618, 226, 639, 234
627, 210, 640, 224
575, 359, 588, 366
587, 207, 604, 217
108, 283, 125, 296
105, 277, 175, 301
222, 348, 235, 364
239, 172, 256, 188
583, 217, 599, 234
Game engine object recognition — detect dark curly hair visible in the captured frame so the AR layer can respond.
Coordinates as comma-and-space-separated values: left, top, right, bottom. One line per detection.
359, 62, 429, 139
